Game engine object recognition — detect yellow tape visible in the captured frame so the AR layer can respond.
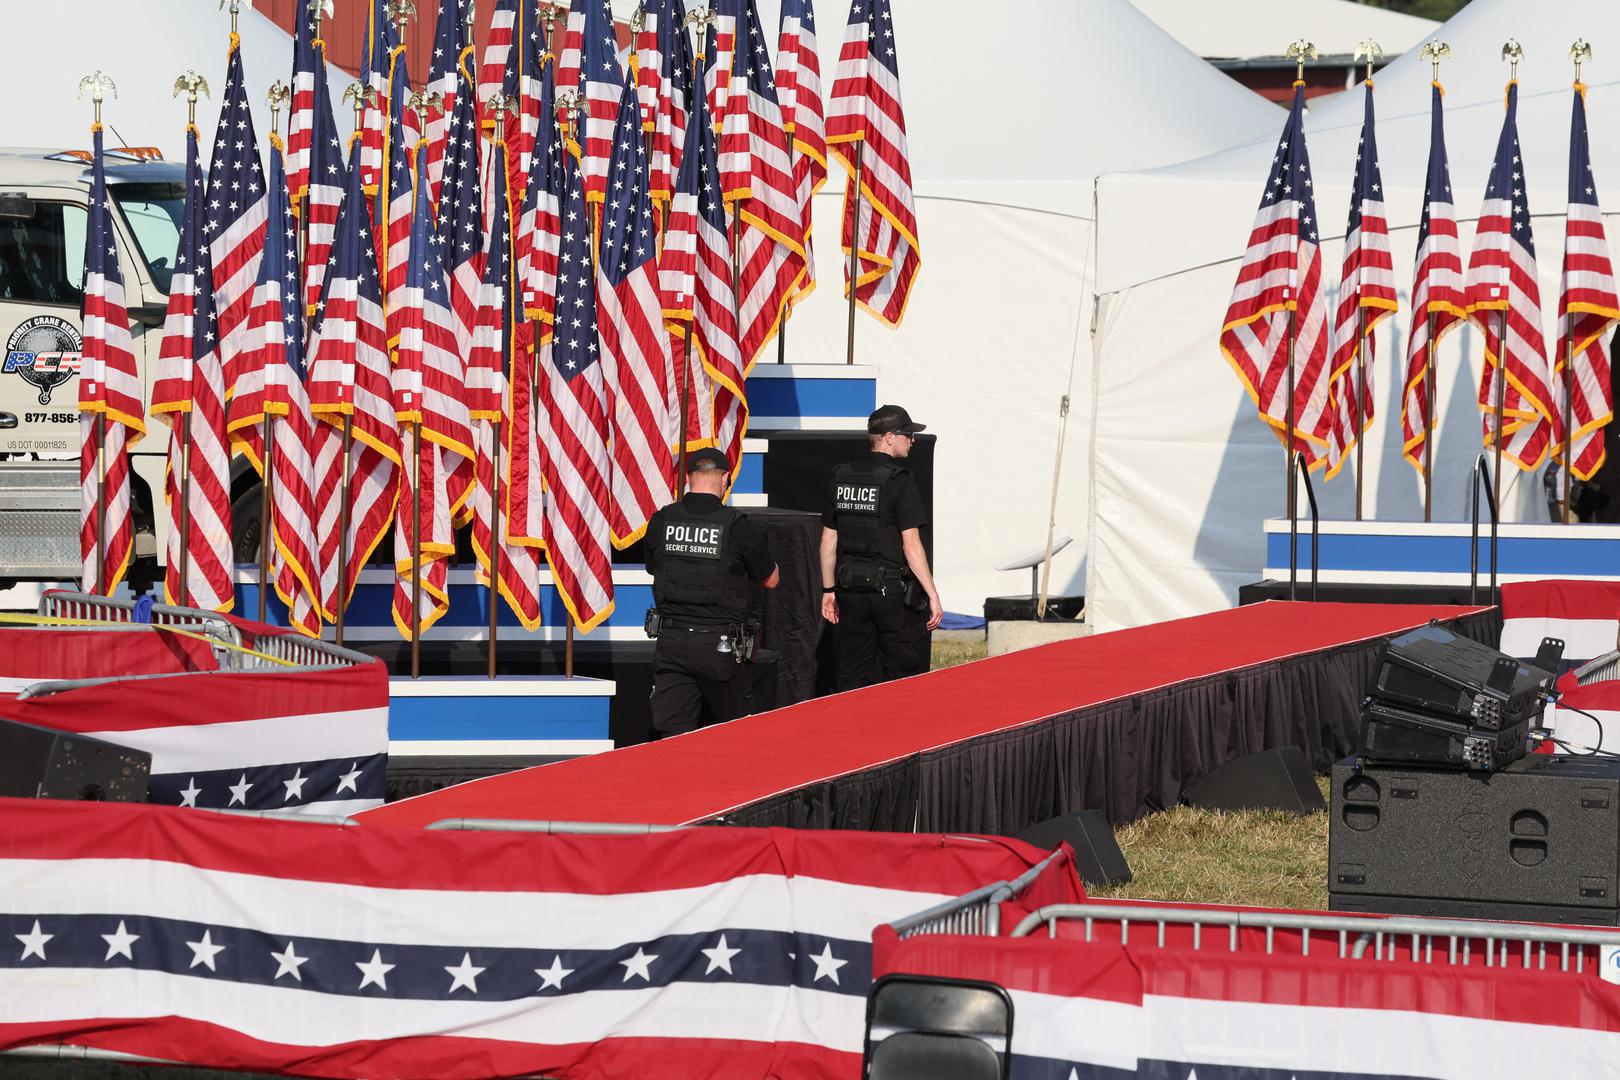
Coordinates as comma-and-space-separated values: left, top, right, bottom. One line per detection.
0, 613, 299, 668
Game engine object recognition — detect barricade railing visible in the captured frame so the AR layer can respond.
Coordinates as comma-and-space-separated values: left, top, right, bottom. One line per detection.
1288, 453, 1320, 602
426, 819, 683, 835
1469, 453, 1499, 607
1574, 650, 1620, 686
1008, 902, 1620, 974
887, 850, 1068, 939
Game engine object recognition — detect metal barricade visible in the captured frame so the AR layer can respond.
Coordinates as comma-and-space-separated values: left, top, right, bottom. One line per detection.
1008, 902, 1620, 975
887, 850, 1068, 939
1574, 650, 1620, 687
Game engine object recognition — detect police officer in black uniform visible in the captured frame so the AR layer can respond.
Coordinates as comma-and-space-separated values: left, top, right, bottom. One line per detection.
645, 448, 780, 737
820, 405, 942, 691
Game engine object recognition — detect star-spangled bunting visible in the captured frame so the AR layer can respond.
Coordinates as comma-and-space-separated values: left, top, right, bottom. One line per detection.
1399, 80, 1465, 476
1325, 78, 1397, 480
77, 124, 146, 596
598, 77, 676, 546
1553, 81, 1618, 482
150, 119, 233, 612
1219, 82, 1333, 464
827, 0, 920, 327
1464, 81, 1558, 472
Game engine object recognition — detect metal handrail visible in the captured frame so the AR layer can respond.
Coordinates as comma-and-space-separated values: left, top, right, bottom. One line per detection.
38, 589, 241, 650
1574, 650, 1620, 686
1009, 902, 1620, 973
888, 849, 1068, 939
1469, 453, 1499, 606
426, 818, 683, 834
1288, 453, 1320, 602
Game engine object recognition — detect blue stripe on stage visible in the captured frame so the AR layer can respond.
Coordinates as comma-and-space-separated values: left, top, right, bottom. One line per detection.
388, 694, 611, 741
733, 450, 764, 493
744, 373, 876, 418
1266, 531, 1620, 576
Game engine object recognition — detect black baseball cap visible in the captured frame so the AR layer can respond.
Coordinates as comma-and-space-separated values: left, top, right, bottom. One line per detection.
867, 404, 926, 435
685, 447, 731, 473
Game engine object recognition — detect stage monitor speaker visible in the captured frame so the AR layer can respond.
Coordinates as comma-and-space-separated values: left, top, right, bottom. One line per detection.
1183, 746, 1325, 814
1329, 755, 1620, 919
0, 718, 151, 802
1014, 809, 1132, 887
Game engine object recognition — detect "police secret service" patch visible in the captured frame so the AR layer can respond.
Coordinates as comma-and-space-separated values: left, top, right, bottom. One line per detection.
662, 522, 723, 559
834, 483, 880, 515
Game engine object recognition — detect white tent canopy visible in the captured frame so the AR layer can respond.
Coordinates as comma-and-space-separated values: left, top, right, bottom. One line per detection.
779, 0, 1281, 614
1129, 0, 1437, 63
1087, 0, 1620, 632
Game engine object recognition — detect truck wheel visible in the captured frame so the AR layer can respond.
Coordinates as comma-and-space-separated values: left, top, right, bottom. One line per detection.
230, 482, 263, 563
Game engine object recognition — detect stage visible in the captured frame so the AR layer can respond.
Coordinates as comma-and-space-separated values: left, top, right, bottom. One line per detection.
359, 601, 1497, 833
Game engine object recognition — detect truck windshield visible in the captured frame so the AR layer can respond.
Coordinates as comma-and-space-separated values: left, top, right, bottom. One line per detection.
110, 181, 185, 295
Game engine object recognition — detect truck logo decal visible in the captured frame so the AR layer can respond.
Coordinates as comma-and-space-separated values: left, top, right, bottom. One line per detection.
4, 316, 83, 405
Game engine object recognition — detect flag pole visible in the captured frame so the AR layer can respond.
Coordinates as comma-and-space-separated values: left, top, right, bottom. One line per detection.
1564, 41, 1591, 523
487, 93, 514, 681
405, 93, 439, 681
1423, 312, 1436, 522
678, 321, 694, 496
844, 141, 863, 366
1351, 42, 1379, 524
335, 84, 371, 648
1283, 42, 1312, 598
1494, 303, 1506, 516
81, 72, 114, 596
259, 417, 274, 622
173, 72, 210, 605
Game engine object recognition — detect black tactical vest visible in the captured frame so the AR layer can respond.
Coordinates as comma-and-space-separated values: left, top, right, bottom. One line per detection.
652, 504, 753, 621
830, 459, 906, 568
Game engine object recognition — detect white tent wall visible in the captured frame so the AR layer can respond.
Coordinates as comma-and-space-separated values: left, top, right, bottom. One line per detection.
7, 1, 355, 162
1088, 0, 1620, 632
768, 0, 1280, 614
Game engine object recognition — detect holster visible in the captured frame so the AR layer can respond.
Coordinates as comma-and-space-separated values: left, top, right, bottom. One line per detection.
643, 607, 661, 639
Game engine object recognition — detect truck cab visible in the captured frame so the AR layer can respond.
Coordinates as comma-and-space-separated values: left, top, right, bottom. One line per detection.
0, 148, 186, 590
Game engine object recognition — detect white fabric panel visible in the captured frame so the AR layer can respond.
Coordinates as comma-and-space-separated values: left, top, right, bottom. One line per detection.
1129, 0, 1437, 64
8, 0, 357, 162
1088, 217, 1559, 633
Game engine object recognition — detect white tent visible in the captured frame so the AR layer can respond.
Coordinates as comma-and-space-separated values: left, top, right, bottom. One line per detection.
1088, 0, 1620, 631
777, 0, 1281, 613
1130, 0, 1436, 63
6, 0, 355, 162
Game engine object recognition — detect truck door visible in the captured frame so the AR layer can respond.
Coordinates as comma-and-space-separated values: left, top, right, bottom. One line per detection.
0, 191, 89, 456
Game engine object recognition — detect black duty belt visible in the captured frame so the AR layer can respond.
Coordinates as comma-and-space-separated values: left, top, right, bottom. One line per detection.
660, 621, 737, 633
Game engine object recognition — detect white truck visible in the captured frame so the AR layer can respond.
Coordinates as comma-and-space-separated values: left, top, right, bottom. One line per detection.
0, 147, 260, 594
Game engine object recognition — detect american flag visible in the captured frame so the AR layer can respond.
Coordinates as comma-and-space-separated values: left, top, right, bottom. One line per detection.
0, 641, 387, 816
716, 0, 807, 367
556, 0, 624, 205
778, 0, 827, 306
478, 0, 518, 131
306, 133, 401, 621
599, 78, 676, 545
1399, 82, 1466, 475
1325, 81, 1397, 480
1464, 81, 1558, 472
436, 31, 487, 364
422, 0, 468, 207
0, 802, 1053, 1076
229, 134, 326, 638
518, 60, 560, 332
150, 123, 233, 613
826, 0, 920, 327
635, 0, 693, 207
204, 38, 268, 390
288, 4, 345, 319
539, 125, 616, 631
1218, 83, 1332, 464
466, 129, 544, 630
358, 0, 394, 195
500, 0, 550, 207
77, 125, 145, 596
1553, 83, 1618, 482
660, 81, 747, 466
378, 52, 415, 358
392, 144, 475, 638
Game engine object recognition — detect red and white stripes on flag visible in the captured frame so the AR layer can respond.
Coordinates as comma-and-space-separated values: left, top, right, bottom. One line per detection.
78, 126, 145, 597
290, 19, 344, 320
478, 0, 518, 131
422, 0, 467, 207
204, 37, 268, 393
556, 0, 624, 206
1554, 83, 1619, 482
1465, 81, 1558, 472
1400, 82, 1466, 475
826, 0, 920, 328
151, 126, 234, 613
716, 0, 809, 367
1219, 84, 1333, 464
1325, 82, 1398, 480
778, 0, 827, 306
635, 0, 692, 207
598, 80, 676, 546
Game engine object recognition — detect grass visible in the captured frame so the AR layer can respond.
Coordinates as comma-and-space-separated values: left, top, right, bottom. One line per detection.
931, 632, 989, 671
1088, 777, 1332, 910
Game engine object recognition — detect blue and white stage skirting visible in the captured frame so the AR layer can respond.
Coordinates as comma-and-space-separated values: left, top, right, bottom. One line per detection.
745, 363, 878, 431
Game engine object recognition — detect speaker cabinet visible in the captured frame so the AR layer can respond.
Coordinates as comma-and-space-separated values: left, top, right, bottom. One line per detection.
1014, 809, 1132, 887
0, 718, 151, 802
1184, 746, 1325, 814
1329, 755, 1620, 921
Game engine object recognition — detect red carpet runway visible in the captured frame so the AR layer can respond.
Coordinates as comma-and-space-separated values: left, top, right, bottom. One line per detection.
362, 601, 1492, 831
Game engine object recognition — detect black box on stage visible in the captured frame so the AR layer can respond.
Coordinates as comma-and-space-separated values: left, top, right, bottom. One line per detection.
1329, 755, 1620, 922
1371, 623, 1556, 730
0, 718, 151, 802
1360, 699, 1533, 773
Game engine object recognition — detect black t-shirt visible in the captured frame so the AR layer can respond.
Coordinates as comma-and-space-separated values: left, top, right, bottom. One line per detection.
822, 452, 929, 531
646, 494, 777, 620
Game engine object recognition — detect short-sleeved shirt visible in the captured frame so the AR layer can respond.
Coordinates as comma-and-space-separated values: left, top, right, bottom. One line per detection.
822, 452, 929, 532
646, 493, 776, 623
